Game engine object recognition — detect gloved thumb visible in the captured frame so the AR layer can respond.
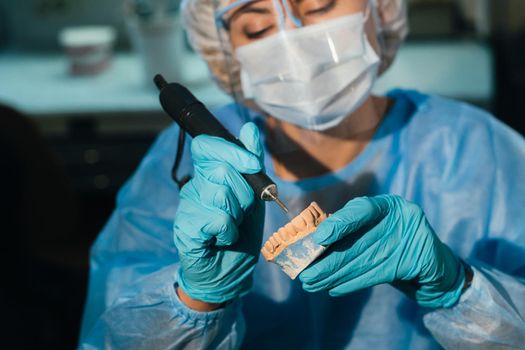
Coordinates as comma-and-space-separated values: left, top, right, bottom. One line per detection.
239, 122, 263, 160
312, 196, 386, 245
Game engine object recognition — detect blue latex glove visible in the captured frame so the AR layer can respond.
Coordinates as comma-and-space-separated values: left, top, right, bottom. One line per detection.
173, 122, 265, 304
299, 195, 466, 309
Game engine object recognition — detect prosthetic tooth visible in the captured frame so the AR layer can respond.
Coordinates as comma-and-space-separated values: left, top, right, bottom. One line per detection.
302, 207, 316, 228
284, 223, 295, 238
291, 215, 307, 233
277, 227, 289, 242
310, 202, 323, 225
269, 235, 280, 249
310, 202, 322, 217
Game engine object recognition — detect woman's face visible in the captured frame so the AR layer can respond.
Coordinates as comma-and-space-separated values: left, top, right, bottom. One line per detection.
222, 0, 372, 49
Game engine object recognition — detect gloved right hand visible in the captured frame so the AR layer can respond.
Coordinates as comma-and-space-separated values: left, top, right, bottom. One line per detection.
173, 122, 265, 304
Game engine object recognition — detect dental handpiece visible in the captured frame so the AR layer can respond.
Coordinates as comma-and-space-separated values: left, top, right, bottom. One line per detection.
154, 74, 289, 213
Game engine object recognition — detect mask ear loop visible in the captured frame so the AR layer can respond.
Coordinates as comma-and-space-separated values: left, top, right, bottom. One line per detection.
214, 0, 255, 123
367, 0, 386, 64
271, 0, 286, 30
282, 0, 303, 28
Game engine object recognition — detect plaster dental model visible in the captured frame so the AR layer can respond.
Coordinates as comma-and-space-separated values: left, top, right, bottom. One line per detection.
261, 202, 328, 279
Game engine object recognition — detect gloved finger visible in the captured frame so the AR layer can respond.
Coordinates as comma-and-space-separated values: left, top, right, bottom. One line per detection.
312, 196, 387, 246
327, 263, 394, 297
175, 188, 239, 249
175, 205, 239, 248
195, 177, 244, 224
195, 162, 255, 211
239, 122, 263, 159
191, 135, 262, 174
203, 206, 239, 246
299, 236, 381, 290
300, 218, 394, 290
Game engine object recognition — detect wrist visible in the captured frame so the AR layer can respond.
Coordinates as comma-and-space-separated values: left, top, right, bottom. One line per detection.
414, 247, 466, 309
461, 260, 474, 292
176, 286, 226, 312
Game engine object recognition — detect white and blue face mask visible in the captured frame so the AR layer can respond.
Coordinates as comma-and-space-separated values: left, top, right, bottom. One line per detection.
216, 0, 380, 131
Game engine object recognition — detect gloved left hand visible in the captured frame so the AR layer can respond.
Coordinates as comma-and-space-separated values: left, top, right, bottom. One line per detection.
299, 195, 466, 309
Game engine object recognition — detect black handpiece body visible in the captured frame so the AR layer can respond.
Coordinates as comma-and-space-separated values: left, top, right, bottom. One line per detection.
154, 74, 275, 202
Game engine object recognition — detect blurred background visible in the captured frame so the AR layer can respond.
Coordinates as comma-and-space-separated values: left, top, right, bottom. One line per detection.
0, 0, 524, 348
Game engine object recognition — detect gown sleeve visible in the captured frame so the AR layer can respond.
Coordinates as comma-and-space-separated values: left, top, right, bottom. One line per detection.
78, 123, 245, 349
421, 102, 525, 349
424, 263, 525, 349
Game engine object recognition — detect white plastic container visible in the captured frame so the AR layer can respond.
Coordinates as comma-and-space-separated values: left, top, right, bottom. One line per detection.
126, 14, 187, 88
59, 26, 116, 75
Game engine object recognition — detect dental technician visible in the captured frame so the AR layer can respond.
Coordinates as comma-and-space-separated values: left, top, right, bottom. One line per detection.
79, 0, 525, 348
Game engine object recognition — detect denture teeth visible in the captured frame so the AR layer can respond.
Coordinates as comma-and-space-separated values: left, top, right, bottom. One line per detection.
261, 202, 328, 262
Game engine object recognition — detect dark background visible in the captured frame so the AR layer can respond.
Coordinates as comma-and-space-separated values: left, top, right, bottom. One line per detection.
0, 0, 524, 348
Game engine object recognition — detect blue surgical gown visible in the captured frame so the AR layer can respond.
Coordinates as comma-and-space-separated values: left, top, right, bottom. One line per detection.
79, 90, 525, 349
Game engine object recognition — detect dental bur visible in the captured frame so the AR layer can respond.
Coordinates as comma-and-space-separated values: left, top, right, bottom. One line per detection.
154, 74, 289, 213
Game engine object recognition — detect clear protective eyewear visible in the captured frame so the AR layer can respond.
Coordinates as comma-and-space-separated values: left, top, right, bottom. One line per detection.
215, 0, 369, 44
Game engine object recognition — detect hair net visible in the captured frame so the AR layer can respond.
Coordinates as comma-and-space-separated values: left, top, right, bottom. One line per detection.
181, 0, 408, 96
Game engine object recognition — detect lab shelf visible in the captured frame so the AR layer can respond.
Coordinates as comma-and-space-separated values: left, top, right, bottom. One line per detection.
0, 40, 493, 120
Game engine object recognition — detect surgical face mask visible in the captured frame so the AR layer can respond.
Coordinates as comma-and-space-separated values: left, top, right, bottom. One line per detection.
234, 11, 380, 131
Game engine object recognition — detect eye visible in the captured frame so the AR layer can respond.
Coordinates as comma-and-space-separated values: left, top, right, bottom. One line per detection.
244, 26, 273, 40
302, 0, 336, 16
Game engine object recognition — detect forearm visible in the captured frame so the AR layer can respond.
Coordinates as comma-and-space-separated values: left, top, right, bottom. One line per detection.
424, 261, 525, 349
